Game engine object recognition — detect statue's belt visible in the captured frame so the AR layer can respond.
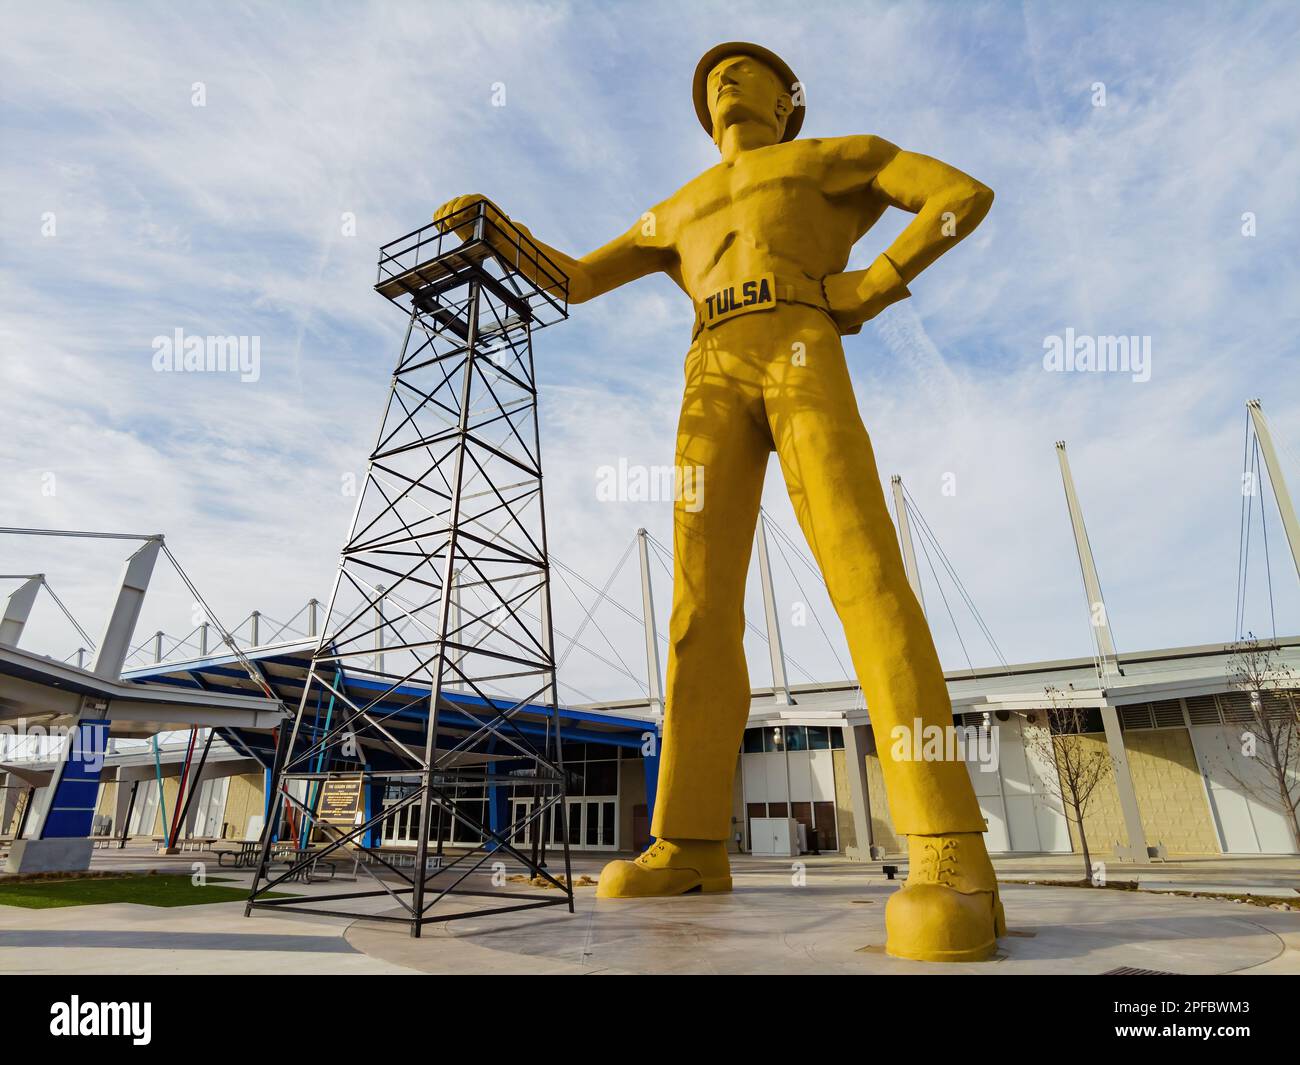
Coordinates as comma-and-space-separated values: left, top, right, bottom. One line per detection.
692, 273, 841, 337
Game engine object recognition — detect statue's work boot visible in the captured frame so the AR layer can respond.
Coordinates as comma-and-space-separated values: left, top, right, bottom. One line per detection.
885, 832, 1006, 962
596, 838, 732, 898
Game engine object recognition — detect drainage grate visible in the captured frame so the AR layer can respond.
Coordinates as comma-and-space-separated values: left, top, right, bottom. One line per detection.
1100, 966, 1180, 976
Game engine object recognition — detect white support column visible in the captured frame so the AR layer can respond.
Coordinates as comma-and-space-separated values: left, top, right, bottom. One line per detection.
1055, 443, 1146, 858
1055, 442, 1120, 678
1100, 704, 1149, 861
890, 476, 926, 614
842, 723, 877, 861
307, 598, 319, 638
91, 538, 161, 681
754, 512, 793, 705
374, 586, 385, 675
0, 575, 43, 647
636, 529, 664, 717
1248, 399, 1300, 582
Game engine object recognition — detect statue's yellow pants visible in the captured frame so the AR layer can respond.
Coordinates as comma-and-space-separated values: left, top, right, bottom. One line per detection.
651, 303, 986, 841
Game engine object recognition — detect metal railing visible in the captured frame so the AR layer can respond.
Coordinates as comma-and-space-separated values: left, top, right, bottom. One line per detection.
375, 197, 569, 327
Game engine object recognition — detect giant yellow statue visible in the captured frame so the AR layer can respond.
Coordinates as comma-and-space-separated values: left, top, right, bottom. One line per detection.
436, 42, 1001, 962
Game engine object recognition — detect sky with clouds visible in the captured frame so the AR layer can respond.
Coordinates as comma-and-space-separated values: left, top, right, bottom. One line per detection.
2, 0, 1299, 704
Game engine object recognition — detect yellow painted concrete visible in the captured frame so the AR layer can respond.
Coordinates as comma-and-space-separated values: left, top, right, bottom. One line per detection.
832, 747, 856, 853
1062, 732, 1126, 858
1063, 729, 1219, 858
95, 780, 116, 819
1126, 728, 1220, 855
866, 749, 903, 855
222, 773, 265, 840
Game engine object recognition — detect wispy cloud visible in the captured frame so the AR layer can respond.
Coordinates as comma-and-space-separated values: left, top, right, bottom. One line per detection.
2, 0, 1298, 696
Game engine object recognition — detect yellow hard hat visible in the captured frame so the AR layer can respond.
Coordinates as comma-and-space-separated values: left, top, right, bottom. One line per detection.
692, 41, 804, 142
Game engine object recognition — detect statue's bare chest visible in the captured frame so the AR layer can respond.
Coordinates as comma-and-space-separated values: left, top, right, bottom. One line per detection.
674, 149, 825, 233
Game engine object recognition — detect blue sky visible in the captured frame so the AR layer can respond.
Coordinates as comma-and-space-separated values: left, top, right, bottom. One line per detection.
2, 0, 1299, 701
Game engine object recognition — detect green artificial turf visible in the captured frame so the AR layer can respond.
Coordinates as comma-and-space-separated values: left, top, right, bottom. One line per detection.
0, 875, 295, 909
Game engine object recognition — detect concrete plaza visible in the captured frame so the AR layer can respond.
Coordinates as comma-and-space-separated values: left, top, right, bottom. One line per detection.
0, 847, 1297, 975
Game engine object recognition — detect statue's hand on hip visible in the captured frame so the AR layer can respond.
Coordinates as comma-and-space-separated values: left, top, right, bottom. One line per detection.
822, 254, 913, 335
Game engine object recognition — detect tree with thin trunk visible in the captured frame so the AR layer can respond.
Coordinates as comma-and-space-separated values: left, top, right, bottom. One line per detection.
1023, 686, 1115, 882
1220, 638, 1300, 852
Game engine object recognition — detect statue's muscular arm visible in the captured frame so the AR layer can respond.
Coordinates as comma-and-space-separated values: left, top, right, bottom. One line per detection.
433, 194, 676, 304
823, 135, 994, 332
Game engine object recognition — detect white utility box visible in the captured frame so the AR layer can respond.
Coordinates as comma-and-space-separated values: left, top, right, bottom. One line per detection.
750, 817, 800, 857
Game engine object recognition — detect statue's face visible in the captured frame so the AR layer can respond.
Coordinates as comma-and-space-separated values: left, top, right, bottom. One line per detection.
706, 55, 790, 144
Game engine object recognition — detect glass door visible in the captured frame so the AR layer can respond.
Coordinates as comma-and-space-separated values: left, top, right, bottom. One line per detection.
509, 797, 616, 850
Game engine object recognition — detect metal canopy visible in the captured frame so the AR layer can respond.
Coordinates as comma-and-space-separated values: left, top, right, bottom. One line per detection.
0, 643, 284, 736
124, 641, 650, 770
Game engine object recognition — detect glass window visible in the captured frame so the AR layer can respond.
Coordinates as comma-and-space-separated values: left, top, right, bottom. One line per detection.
742, 729, 764, 754
1049, 707, 1105, 735
452, 802, 485, 844
602, 802, 616, 846
768, 727, 784, 752
586, 760, 617, 795
786, 726, 809, 751
565, 764, 586, 796
831, 728, 845, 750
806, 726, 831, 750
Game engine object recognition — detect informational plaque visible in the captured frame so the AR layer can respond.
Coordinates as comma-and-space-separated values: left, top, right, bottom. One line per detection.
316, 774, 365, 832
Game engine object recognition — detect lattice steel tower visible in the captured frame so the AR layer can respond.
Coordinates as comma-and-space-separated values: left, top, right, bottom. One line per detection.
246, 201, 572, 934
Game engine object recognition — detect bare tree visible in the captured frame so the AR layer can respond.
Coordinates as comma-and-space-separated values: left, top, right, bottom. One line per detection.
1221, 638, 1300, 852
1023, 686, 1115, 881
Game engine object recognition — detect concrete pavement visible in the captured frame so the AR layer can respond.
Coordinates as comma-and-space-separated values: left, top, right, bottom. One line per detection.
0, 847, 1296, 975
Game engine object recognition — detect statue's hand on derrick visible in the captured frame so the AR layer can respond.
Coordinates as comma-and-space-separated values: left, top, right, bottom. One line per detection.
433, 193, 535, 252
822, 254, 913, 335
434, 194, 668, 307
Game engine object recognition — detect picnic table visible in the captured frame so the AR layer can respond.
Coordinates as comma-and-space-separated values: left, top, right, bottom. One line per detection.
214, 839, 292, 868
271, 844, 363, 883
215, 839, 360, 883
152, 835, 220, 854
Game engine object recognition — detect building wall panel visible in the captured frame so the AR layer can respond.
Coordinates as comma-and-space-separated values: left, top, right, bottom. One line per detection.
1124, 728, 1219, 854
